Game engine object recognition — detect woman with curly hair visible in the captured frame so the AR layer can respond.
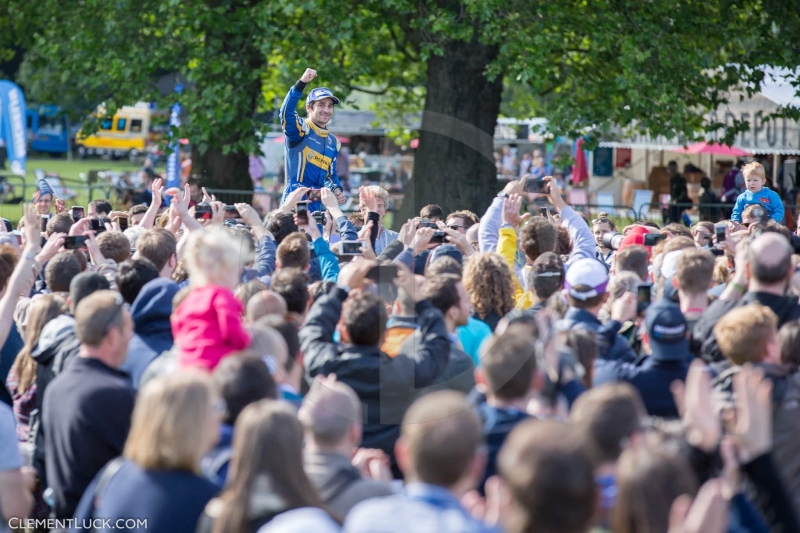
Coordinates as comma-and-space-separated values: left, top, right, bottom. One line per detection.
462, 252, 515, 331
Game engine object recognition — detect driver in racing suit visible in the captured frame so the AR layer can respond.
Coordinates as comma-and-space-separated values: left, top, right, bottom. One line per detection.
279, 68, 346, 212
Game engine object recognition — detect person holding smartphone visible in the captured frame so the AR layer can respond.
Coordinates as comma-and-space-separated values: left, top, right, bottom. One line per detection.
279, 68, 346, 212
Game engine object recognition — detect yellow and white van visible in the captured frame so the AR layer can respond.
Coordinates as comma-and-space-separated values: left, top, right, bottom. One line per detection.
76, 103, 162, 161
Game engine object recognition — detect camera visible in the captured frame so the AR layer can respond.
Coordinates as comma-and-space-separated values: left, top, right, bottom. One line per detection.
602, 232, 624, 250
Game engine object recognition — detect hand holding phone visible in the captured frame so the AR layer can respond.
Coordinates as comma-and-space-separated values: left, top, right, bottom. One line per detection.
71, 206, 85, 223
296, 201, 310, 224
637, 284, 651, 314
339, 241, 363, 256
714, 224, 726, 243
194, 202, 212, 220
523, 179, 550, 194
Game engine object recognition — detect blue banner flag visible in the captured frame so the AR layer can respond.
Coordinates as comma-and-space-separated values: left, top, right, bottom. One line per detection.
165, 102, 181, 190
0, 81, 27, 176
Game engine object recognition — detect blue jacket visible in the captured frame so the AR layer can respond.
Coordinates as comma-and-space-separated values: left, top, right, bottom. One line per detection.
593, 355, 690, 418
122, 278, 180, 387
202, 423, 234, 488
558, 308, 637, 363
475, 401, 528, 492
731, 187, 784, 223
279, 81, 343, 212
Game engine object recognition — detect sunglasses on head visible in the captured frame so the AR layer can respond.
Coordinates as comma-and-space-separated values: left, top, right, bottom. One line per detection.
592, 217, 611, 225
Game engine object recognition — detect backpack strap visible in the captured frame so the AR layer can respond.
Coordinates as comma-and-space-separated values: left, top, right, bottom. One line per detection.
89, 457, 126, 519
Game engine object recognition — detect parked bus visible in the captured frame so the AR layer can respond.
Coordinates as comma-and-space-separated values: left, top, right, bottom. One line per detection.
75, 103, 165, 162
26, 105, 70, 155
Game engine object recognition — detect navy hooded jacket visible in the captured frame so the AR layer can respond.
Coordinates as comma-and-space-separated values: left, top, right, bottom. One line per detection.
123, 278, 180, 387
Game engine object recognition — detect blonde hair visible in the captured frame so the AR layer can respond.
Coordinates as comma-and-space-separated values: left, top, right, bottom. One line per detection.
714, 304, 777, 365
463, 252, 515, 320
185, 226, 253, 286
741, 161, 766, 182
124, 372, 217, 473
358, 185, 389, 208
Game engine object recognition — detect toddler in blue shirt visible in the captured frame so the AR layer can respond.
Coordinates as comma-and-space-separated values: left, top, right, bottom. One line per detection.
731, 161, 784, 223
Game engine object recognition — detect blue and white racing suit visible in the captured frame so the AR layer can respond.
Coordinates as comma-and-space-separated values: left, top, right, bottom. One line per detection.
279, 80, 343, 212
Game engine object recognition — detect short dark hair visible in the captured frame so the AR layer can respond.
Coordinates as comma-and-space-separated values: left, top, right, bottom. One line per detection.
136, 229, 177, 272
420, 204, 444, 220
70, 272, 111, 311
422, 275, 461, 316
662, 223, 692, 239
402, 391, 482, 487
213, 351, 277, 426
446, 210, 480, 229
270, 268, 310, 315
499, 421, 595, 533
45, 252, 82, 293
779, 319, 800, 366
129, 204, 148, 217
89, 199, 112, 215
570, 383, 646, 464
426, 256, 463, 278
520, 219, 557, 263
115, 258, 159, 304
481, 325, 537, 401
256, 314, 300, 372
528, 252, 564, 301
343, 292, 386, 346
266, 212, 298, 245
97, 231, 131, 264
46, 212, 73, 237
277, 232, 311, 270
616, 245, 648, 281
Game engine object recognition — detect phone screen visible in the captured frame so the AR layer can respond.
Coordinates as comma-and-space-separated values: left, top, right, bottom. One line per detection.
340, 241, 363, 255
539, 207, 548, 217
296, 202, 309, 224
523, 179, 550, 194
71, 206, 85, 222
118, 217, 129, 230
715, 225, 726, 243
637, 284, 651, 314
40, 215, 49, 232
64, 236, 88, 250
643, 233, 666, 247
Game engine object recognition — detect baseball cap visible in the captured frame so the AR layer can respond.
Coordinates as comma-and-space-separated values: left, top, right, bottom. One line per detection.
644, 300, 689, 361
307, 87, 340, 106
618, 226, 649, 251
660, 250, 685, 279
428, 244, 463, 266
564, 258, 609, 301
530, 252, 564, 293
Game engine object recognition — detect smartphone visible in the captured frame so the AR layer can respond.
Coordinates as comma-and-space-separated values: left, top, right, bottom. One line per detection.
312, 211, 326, 225
40, 215, 49, 232
117, 217, 129, 231
63, 236, 89, 250
523, 179, 550, 194
11, 230, 21, 245
419, 218, 438, 229
71, 206, 85, 223
715, 224, 726, 243
367, 264, 399, 283
195, 202, 212, 220
539, 207, 548, 217
339, 240, 363, 256
307, 189, 322, 202
430, 231, 447, 244
296, 201, 309, 224
89, 218, 106, 234
637, 284, 652, 314
643, 233, 667, 247
224, 205, 241, 218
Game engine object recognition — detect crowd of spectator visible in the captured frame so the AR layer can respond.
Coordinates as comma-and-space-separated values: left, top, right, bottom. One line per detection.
0, 165, 799, 533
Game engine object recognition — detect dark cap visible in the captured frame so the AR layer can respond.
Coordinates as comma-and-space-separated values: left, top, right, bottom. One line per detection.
644, 300, 689, 361
530, 252, 564, 296
429, 244, 463, 266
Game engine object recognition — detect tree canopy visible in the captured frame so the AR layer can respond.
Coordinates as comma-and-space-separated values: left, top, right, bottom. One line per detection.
3, 0, 799, 213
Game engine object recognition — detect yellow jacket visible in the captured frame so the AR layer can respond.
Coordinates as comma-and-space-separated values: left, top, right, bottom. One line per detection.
497, 227, 536, 309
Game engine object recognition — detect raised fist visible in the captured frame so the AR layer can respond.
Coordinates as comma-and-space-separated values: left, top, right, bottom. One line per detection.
300, 69, 317, 83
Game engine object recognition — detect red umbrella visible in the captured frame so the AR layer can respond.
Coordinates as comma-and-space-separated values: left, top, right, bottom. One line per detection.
675, 141, 751, 156
572, 138, 589, 185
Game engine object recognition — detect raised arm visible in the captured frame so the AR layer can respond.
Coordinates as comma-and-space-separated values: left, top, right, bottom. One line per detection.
280, 68, 316, 143
138, 177, 164, 230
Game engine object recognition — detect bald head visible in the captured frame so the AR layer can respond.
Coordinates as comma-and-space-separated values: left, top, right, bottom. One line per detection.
298, 378, 363, 447
749, 233, 792, 285
248, 325, 289, 371
246, 290, 288, 323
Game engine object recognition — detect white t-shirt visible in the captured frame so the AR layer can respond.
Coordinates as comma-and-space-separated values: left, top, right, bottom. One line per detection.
257, 508, 340, 533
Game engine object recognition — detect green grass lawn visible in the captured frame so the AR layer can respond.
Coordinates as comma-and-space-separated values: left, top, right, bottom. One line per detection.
0, 156, 144, 224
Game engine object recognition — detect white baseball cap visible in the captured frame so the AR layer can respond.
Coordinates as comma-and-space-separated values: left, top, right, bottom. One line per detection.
564, 258, 609, 301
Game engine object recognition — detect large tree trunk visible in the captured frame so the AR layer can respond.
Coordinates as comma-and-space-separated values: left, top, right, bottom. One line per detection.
396, 38, 503, 228
192, 148, 254, 203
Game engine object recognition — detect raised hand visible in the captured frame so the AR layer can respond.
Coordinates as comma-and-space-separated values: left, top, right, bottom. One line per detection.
359, 186, 378, 213
21, 204, 41, 251
151, 177, 164, 206
300, 68, 318, 83
501, 194, 530, 227
671, 360, 720, 453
